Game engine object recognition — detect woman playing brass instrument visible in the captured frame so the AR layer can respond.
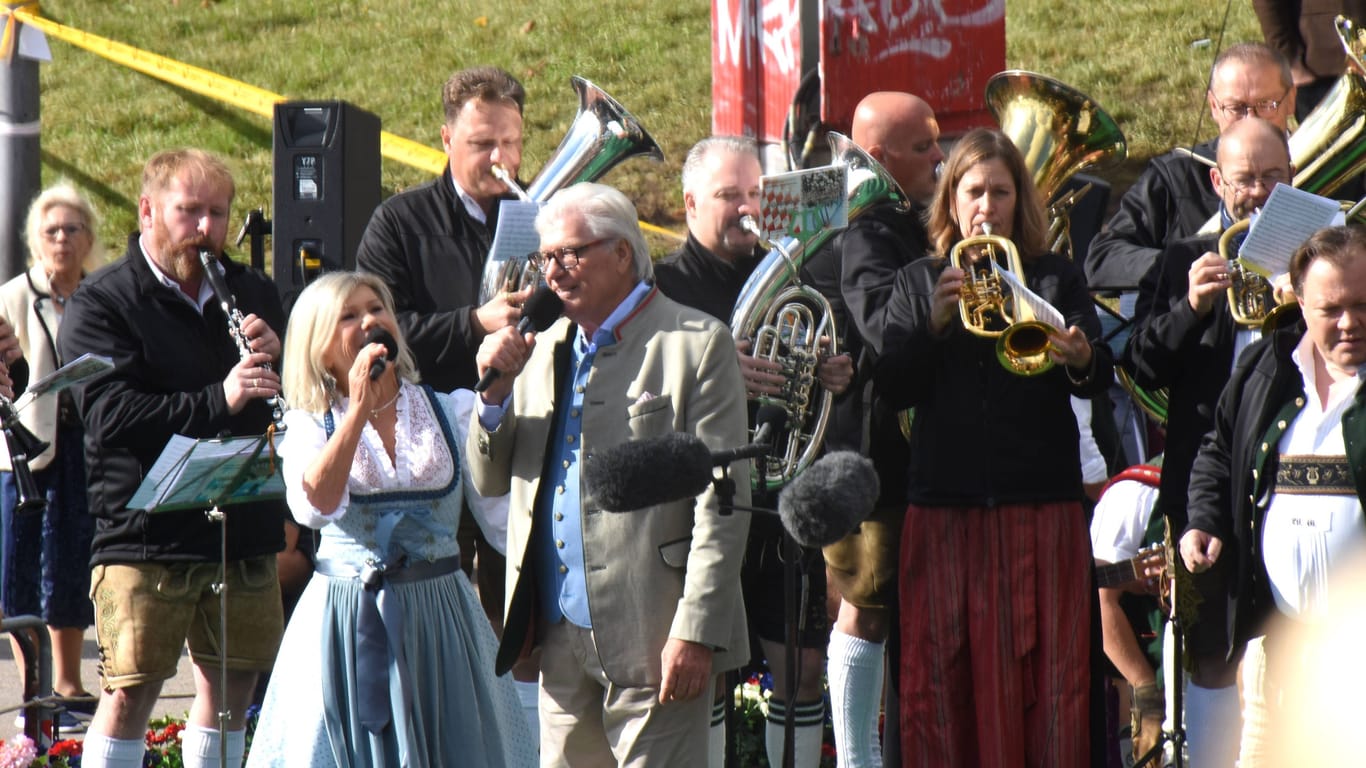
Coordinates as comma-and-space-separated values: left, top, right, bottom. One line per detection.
877, 128, 1112, 767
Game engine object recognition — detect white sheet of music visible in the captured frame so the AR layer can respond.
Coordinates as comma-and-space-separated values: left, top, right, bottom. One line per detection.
992, 260, 1066, 329
489, 200, 543, 266
1239, 185, 1339, 278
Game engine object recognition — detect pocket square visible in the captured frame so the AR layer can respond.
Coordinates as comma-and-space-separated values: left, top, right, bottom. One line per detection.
634, 391, 657, 405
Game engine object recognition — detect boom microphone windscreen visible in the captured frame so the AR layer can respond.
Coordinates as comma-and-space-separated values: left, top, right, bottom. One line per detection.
586, 431, 715, 511
778, 451, 879, 548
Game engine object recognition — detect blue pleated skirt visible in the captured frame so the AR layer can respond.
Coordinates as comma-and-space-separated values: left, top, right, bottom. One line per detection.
247, 566, 536, 768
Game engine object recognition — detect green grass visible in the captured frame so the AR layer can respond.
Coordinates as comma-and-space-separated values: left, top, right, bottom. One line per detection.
34, 0, 1264, 256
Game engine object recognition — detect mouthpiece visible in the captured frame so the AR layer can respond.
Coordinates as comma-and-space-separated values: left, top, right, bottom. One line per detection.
739, 215, 764, 238
491, 164, 532, 203
982, 223, 993, 236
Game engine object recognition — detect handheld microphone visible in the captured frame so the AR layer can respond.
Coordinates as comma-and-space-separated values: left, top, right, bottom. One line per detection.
365, 328, 398, 381
778, 451, 879, 548
474, 286, 564, 393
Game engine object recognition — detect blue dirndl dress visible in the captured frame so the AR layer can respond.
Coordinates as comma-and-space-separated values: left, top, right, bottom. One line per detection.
247, 383, 535, 768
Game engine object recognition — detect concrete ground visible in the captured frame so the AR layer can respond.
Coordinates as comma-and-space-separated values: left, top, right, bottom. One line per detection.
0, 622, 198, 736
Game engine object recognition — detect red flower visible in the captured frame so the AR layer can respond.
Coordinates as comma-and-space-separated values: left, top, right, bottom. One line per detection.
49, 738, 83, 757
822, 743, 837, 758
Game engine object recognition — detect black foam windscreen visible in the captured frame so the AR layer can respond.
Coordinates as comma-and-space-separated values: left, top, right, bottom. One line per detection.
586, 431, 715, 512
778, 451, 879, 548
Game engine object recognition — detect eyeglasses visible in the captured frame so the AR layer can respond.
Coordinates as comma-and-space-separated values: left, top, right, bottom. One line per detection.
42, 223, 87, 241
1220, 171, 1288, 194
530, 238, 613, 272
1211, 90, 1289, 120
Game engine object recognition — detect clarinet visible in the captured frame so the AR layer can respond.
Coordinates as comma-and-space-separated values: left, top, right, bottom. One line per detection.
198, 249, 287, 434
0, 395, 49, 515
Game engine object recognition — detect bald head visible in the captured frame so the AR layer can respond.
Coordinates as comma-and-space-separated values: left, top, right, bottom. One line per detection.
851, 92, 943, 204
1213, 117, 1293, 220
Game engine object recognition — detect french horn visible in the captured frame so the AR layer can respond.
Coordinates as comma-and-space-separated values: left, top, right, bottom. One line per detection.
477, 76, 664, 304
730, 132, 908, 491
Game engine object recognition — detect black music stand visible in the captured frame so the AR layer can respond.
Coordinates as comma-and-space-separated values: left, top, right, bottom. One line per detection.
134, 433, 285, 766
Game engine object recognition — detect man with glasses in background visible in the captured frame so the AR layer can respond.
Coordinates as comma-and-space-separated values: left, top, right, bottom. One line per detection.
1086, 43, 1295, 291
1120, 116, 1295, 767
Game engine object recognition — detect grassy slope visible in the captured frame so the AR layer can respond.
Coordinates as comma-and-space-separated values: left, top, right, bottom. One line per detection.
35, 0, 1262, 253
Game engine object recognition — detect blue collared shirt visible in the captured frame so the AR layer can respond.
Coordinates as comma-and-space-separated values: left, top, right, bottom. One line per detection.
536, 280, 652, 627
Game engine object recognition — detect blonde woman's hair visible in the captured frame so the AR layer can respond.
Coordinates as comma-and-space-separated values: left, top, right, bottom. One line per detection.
282, 271, 419, 413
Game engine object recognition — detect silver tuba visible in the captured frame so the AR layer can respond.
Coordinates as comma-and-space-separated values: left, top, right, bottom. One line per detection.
730, 132, 908, 491
478, 76, 664, 304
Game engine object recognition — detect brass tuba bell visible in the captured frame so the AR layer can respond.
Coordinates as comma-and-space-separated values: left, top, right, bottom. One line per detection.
1291, 16, 1366, 196
478, 76, 664, 304
987, 71, 1127, 258
729, 132, 908, 491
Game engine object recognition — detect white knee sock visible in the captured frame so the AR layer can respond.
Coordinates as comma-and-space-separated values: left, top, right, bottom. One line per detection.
79, 732, 146, 768
828, 629, 885, 768
515, 680, 541, 743
766, 698, 826, 768
1186, 681, 1241, 768
181, 725, 246, 768
708, 696, 727, 768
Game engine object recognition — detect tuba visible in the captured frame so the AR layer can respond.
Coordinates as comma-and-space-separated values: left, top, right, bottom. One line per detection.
987, 71, 1127, 259
1290, 16, 1366, 196
949, 226, 1057, 376
478, 76, 664, 304
730, 132, 909, 491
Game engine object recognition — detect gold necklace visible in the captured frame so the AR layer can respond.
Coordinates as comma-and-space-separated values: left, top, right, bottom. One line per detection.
369, 388, 401, 418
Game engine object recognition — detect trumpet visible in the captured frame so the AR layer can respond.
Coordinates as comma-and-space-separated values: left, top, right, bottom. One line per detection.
199, 249, 288, 434
1219, 219, 1300, 331
949, 226, 1057, 376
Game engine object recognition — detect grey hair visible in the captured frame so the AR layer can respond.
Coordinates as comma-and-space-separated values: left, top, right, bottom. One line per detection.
24, 183, 105, 272
535, 182, 652, 281
681, 135, 760, 196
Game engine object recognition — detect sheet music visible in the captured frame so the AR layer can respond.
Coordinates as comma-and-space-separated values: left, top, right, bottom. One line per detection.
14, 353, 114, 413
1239, 185, 1339, 277
488, 200, 542, 268
992, 261, 1066, 329
130, 434, 284, 512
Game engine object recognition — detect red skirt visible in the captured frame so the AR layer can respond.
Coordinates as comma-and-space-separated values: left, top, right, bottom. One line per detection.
898, 501, 1092, 767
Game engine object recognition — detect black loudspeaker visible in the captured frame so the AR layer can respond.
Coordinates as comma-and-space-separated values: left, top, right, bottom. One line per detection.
272, 101, 381, 299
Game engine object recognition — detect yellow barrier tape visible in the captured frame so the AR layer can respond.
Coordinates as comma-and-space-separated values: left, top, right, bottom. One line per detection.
10, 7, 683, 240
10, 6, 447, 175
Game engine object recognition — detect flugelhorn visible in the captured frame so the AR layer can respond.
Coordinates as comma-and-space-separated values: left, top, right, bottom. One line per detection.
478, 76, 664, 304
730, 132, 908, 491
1220, 218, 1301, 331
949, 225, 1057, 376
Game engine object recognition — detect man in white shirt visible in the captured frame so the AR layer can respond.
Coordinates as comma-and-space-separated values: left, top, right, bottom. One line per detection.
1181, 223, 1366, 767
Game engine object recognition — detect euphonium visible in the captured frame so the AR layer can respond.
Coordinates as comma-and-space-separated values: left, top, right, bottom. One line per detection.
949, 226, 1057, 376
1220, 218, 1300, 331
986, 71, 1127, 260
730, 132, 909, 491
478, 76, 664, 304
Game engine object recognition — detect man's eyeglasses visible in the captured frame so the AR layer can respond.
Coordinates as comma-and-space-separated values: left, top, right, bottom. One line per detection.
530, 238, 614, 271
1220, 171, 1288, 194
42, 223, 87, 241
1211, 90, 1289, 120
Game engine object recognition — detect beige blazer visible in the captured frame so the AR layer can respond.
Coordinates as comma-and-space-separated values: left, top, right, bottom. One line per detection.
0, 266, 65, 470
468, 287, 752, 686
